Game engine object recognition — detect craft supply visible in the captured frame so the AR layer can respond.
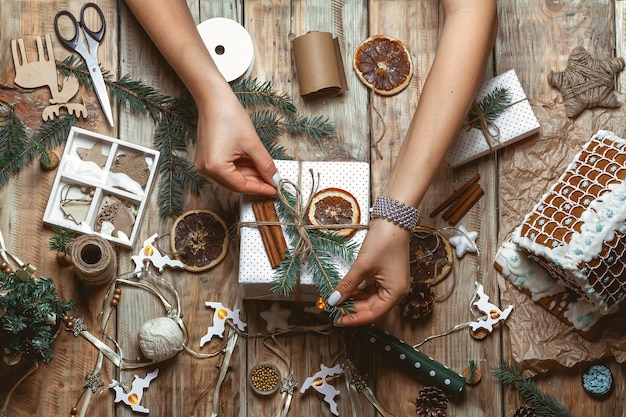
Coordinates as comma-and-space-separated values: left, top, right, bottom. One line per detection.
582, 364, 613, 398
362, 325, 466, 399
252, 199, 288, 268
249, 362, 281, 396
54, 2, 114, 126
111, 153, 150, 188
11, 34, 87, 121
137, 317, 184, 362
196, 17, 254, 82
71, 233, 116, 286
292, 31, 348, 98
430, 173, 480, 217
94, 195, 135, 239
548, 46, 624, 118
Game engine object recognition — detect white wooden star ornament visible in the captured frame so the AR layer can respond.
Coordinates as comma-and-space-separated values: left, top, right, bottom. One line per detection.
300, 364, 343, 416
200, 302, 247, 347
131, 233, 184, 272
260, 302, 291, 332
470, 282, 513, 332
449, 225, 478, 258
109, 368, 159, 413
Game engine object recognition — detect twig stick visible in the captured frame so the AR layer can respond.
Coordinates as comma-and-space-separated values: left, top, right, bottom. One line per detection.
430, 173, 480, 218
448, 185, 484, 225
442, 182, 481, 221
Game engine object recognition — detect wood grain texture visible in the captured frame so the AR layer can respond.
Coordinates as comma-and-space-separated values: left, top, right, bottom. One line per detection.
2, 1, 626, 417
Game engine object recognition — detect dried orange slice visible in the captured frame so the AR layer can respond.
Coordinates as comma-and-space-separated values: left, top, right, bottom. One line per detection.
306, 188, 361, 238
410, 226, 453, 285
170, 209, 229, 272
353, 35, 413, 96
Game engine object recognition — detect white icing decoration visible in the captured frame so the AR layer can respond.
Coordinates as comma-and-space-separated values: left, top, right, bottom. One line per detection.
494, 242, 565, 301
562, 300, 601, 332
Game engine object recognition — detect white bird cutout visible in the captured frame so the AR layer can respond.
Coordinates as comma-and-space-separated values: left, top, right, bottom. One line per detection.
109, 368, 159, 413
200, 302, 247, 347
470, 282, 513, 332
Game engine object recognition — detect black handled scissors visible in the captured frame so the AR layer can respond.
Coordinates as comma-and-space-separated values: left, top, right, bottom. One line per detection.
54, 3, 114, 127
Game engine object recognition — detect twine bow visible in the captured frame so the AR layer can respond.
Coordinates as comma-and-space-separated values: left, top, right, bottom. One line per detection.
466, 100, 502, 150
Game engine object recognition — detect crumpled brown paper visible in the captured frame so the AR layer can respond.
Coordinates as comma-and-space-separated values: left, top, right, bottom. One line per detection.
496, 96, 626, 375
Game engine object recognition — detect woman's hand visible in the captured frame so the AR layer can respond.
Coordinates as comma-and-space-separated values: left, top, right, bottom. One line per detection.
328, 218, 411, 326
194, 89, 279, 196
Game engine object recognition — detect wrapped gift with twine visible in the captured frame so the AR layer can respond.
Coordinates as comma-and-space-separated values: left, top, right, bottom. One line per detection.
238, 160, 369, 301
445, 69, 540, 168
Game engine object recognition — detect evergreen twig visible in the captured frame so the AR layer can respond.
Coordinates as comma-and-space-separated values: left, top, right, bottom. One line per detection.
466, 86, 511, 130
48, 225, 76, 255
492, 358, 575, 417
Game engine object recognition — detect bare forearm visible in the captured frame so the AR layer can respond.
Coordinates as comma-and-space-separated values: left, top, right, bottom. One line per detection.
384, 0, 497, 207
124, 0, 231, 105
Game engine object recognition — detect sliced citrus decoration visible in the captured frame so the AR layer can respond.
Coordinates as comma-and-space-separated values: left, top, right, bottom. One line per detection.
170, 209, 229, 272
306, 188, 361, 238
353, 35, 413, 96
410, 226, 453, 285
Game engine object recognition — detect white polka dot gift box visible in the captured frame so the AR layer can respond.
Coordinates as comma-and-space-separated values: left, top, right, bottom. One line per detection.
445, 69, 540, 168
238, 159, 370, 301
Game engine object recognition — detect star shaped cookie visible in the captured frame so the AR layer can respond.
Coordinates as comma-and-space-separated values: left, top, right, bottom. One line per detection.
548, 46, 624, 118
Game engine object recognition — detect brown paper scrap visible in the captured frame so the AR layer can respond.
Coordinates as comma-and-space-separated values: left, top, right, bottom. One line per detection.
292, 31, 348, 98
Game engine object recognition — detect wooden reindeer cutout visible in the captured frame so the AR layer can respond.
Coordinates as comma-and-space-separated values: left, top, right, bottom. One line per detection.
11, 34, 87, 121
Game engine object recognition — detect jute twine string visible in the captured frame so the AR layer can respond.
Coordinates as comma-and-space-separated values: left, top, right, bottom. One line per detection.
465, 94, 526, 151
240, 168, 368, 263
71, 234, 117, 286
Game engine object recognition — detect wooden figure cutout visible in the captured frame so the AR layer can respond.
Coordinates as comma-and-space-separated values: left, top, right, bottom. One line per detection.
11, 34, 87, 121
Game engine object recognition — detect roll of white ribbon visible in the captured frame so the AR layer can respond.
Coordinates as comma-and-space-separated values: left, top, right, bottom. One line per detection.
197, 17, 255, 82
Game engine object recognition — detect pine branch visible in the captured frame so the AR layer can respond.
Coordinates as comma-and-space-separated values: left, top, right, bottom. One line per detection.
48, 225, 75, 255
467, 87, 511, 130
492, 359, 575, 417
232, 78, 297, 113
283, 114, 335, 141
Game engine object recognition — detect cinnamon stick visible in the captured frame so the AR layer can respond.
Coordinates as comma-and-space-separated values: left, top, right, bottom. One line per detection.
448, 184, 484, 225
441, 182, 481, 221
429, 173, 480, 218
252, 199, 288, 268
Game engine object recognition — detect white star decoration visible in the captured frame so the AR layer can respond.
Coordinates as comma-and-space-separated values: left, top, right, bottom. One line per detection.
260, 302, 291, 332
449, 225, 478, 258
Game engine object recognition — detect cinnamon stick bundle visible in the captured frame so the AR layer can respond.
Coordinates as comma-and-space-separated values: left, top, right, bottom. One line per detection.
448, 185, 484, 225
430, 173, 480, 218
431, 173, 484, 225
252, 199, 288, 268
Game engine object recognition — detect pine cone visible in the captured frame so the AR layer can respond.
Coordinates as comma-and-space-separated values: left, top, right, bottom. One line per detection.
415, 386, 448, 417
401, 281, 435, 321
513, 404, 537, 417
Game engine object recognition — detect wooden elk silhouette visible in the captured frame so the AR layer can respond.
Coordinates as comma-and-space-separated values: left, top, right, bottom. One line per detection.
11, 34, 87, 121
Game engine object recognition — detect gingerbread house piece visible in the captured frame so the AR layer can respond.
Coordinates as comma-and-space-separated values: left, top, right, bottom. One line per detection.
511, 130, 626, 316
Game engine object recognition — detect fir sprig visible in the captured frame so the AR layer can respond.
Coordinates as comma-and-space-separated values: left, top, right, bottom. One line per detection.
48, 225, 76, 255
466, 86, 511, 130
492, 358, 575, 417
272, 188, 356, 319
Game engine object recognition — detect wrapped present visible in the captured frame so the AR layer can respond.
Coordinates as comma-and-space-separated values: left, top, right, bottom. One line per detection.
238, 160, 370, 301
445, 69, 540, 168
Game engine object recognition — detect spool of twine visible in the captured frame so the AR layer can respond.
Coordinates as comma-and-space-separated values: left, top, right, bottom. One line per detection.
71, 234, 117, 286
138, 317, 184, 362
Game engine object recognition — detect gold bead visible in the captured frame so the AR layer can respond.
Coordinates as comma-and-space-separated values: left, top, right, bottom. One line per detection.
4, 267, 12, 274
66, 321, 74, 328
0, 261, 8, 271
112, 294, 121, 301
114, 287, 122, 295
111, 299, 118, 306
70, 407, 78, 416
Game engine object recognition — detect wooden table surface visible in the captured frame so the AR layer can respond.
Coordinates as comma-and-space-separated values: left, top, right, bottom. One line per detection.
2, 1, 626, 416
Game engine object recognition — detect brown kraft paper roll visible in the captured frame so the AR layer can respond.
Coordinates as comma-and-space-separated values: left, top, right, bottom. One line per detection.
292, 31, 348, 98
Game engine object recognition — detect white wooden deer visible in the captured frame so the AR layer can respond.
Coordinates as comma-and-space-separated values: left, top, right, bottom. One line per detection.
11, 34, 87, 121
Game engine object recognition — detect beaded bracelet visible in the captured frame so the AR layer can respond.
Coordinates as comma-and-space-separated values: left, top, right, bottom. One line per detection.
370, 195, 420, 231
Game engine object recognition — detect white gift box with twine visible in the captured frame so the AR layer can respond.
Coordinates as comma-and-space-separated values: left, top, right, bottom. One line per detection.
238, 159, 370, 301
445, 69, 540, 168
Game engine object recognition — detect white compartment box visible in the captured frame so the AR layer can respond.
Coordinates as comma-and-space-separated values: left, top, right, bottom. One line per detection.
43, 127, 160, 248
